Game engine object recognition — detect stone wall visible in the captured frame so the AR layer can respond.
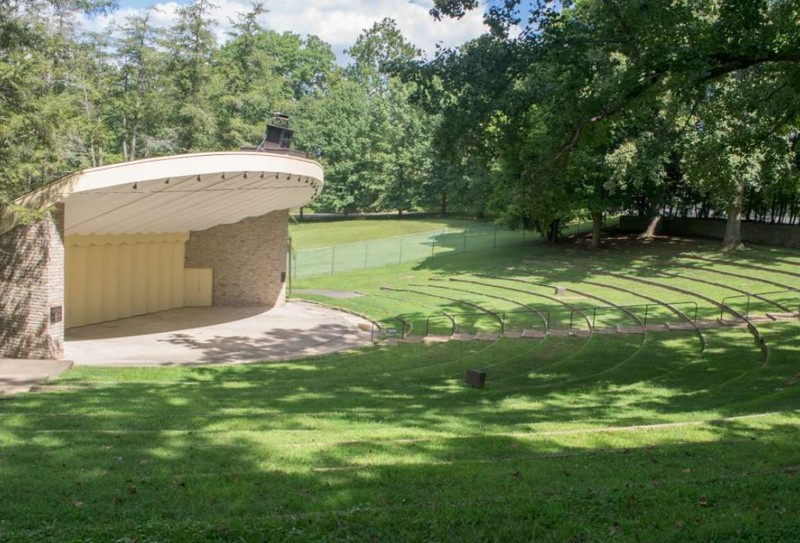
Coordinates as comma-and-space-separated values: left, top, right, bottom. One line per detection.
618, 216, 800, 248
0, 205, 65, 359
185, 210, 288, 307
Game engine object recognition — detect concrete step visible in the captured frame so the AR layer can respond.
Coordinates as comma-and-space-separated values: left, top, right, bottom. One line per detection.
616, 325, 645, 334
665, 322, 696, 331
422, 335, 449, 344
593, 327, 618, 335
748, 315, 777, 323
718, 318, 748, 327
767, 312, 798, 320
697, 319, 723, 328
521, 329, 546, 338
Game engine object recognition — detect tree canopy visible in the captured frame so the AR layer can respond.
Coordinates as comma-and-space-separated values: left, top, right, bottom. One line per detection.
417, 0, 800, 248
2, 0, 799, 248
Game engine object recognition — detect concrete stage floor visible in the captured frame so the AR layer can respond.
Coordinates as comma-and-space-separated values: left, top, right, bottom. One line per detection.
65, 301, 375, 366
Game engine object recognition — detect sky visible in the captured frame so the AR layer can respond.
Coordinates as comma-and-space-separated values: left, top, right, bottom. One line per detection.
82, 0, 493, 64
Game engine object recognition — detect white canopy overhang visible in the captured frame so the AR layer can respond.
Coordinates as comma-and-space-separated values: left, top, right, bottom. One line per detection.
1, 151, 323, 236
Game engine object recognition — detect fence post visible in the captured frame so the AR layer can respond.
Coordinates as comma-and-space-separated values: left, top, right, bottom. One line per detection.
745, 296, 750, 319
644, 305, 649, 327
330, 246, 336, 275
399, 238, 404, 264
286, 237, 293, 296
364, 243, 369, 270
463, 230, 467, 253
431, 238, 436, 257
493, 225, 498, 248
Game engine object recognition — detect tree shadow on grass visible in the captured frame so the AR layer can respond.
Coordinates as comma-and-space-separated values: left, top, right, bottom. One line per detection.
410, 235, 724, 283
1, 364, 798, 541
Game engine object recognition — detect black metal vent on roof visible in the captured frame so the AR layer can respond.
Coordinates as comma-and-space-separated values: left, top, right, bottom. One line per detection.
258, 112, 293, 151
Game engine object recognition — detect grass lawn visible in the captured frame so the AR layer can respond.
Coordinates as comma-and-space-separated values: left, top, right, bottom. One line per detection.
289, 217, 491, 250
2, 234, 799, 541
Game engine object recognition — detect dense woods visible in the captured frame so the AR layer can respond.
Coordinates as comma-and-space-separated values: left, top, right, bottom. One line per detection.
3, 0, 800, 249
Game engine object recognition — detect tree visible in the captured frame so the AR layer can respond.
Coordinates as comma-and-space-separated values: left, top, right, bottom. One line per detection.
682, 67, 800, 250
112, 10, 169, 161
211, 9, 337, 150
422, 0, 800, 248
347, 19, 434, 216
163, 0, 218, 152
293, 76, 376, 214
0, 0, 114, 206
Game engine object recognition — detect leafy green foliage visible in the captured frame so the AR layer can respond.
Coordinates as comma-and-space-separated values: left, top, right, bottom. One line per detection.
1, 5, 447, 219
419, 0, 800, 246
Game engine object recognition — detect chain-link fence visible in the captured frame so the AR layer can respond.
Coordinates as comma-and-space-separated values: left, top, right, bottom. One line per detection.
291, 224, 532, 279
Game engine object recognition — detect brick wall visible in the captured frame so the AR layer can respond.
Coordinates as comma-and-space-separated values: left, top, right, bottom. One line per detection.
0, 205, 65, 359
184, 210, 289, 307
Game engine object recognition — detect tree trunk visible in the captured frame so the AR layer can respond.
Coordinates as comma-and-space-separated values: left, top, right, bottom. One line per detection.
547, 219, 560, 244
591, 211, 603, 249
639, 213, 662, 239
722, 179, 745, 251
121, 114, 129, 161
440, 191, 447, 217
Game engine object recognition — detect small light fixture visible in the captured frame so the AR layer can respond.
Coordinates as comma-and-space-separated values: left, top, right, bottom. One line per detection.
243, 172, 247, 179
196, 176, 201, 182
132, 182, 138, 190
260, 172, 265, 179
221, 172, 226, 179
164, 178, 170, 184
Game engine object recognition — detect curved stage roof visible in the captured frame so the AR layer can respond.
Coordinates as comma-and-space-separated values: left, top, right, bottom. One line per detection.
1, 152, 323, 236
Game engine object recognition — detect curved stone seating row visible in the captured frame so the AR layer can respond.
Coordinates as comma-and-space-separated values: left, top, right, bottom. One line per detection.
685, 255, 800, 280
407, 283, 505, 334
428, 278, 548, 335
369, 290, 454, 338
468, 275, 593, 334
428, 278, 549, 333
580, 278, 707, 352
658, 269, 793, 314
605, 272, 769, 360
485, 276, 645, 335
678, 260, 797, 291
381, 286, 491, 337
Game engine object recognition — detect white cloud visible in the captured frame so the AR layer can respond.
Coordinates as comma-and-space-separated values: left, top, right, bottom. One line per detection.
80, 0, 488, 63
